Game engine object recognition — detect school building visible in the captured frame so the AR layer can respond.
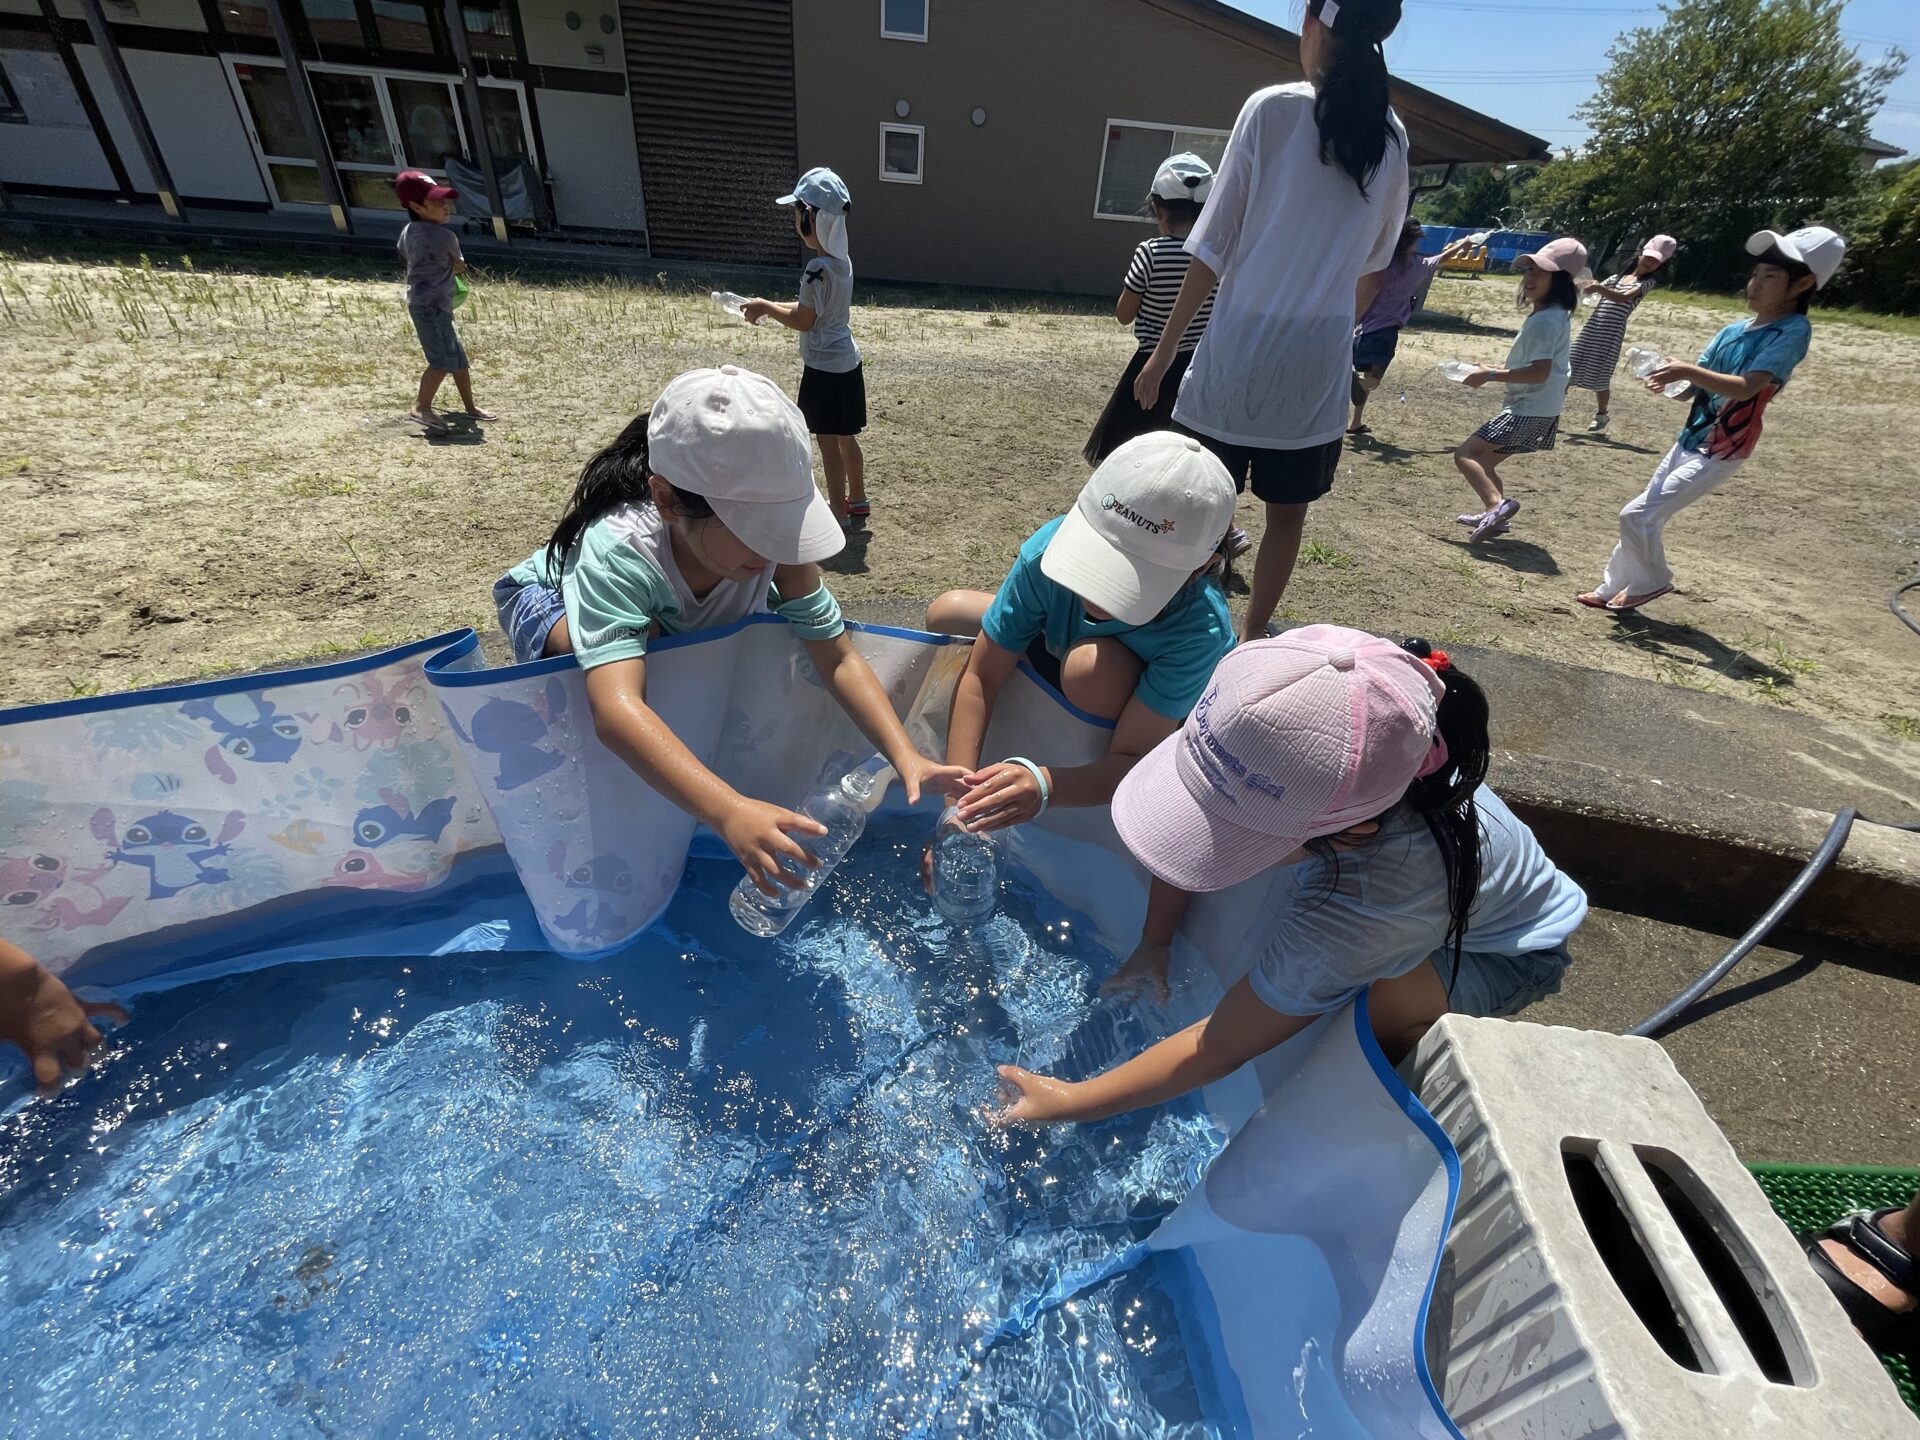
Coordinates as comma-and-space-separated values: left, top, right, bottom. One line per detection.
0, 0, 1547, 293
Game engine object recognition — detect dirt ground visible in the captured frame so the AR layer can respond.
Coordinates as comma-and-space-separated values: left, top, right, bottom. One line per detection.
3, 245, 1917, 746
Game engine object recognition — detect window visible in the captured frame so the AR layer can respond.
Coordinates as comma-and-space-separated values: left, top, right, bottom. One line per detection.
880, 0, 927, 41
879, 122, 923, 184
1093, 118, 1230, 221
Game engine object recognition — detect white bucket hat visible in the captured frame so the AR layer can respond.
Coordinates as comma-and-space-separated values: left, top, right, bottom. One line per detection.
646, 366, 844, 565
1039, 433, 1237, 626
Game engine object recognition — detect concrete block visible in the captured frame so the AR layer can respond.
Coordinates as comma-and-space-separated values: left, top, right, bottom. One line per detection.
1406, 1015, 1917, 1438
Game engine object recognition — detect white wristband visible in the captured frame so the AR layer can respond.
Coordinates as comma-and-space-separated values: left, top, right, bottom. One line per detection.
1003, 756, 1051, 815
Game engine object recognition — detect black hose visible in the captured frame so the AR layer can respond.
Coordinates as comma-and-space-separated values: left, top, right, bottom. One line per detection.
1625, 807, 1857, 1038
1893, 566, 1920, 639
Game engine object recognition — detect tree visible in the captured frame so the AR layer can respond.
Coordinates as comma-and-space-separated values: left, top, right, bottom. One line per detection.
1419, 165, 1533, 228
1831, 161, 1920, 312
1527, 0, 1904, 286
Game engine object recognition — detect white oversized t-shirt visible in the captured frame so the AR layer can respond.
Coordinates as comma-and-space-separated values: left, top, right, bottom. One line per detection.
1173, 83, 1411, 450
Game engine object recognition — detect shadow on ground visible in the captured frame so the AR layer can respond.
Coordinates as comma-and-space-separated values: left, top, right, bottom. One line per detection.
1605, 611, 1800, 689
1443, 535, 1563, 577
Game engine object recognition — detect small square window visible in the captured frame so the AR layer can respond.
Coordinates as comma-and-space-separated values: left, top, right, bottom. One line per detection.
881, 0, 927, 42
880, 122, 924, 184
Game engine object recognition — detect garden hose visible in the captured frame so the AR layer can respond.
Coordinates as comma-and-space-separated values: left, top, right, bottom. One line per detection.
1625, 576, 1920, 1036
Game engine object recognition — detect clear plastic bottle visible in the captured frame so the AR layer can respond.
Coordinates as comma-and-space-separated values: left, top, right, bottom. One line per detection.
710, 290, 749, 319
1625, 346, 1692, 398
1465, 230, 1493, 247
1439, 360, 1477, 383
729, 760, 885, 936
930, 805, 1001, 928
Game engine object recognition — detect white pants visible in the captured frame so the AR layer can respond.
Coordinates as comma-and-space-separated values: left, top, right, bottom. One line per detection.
1595, 444, 1743, 599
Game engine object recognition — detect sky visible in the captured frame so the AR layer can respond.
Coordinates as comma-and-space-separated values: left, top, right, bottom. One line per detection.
1233, 0, 1920, 158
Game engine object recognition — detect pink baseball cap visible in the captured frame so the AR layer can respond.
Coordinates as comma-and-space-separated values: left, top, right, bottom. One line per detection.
1112, 627, 1446, 892
1640, 234, 1677, 264
1516, 236, 1590, 279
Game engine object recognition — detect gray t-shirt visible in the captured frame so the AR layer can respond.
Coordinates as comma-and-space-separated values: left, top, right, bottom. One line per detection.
398, 220, 463, 311
796, 254, 860, 373
1502, 307, 1572, 418
1247, 787, 1588, 1017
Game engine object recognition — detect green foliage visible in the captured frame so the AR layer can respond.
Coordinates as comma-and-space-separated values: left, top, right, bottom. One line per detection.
1527, 0, 1904, 285
1418, 165, 1541, 228
1828, 161, 1920, 313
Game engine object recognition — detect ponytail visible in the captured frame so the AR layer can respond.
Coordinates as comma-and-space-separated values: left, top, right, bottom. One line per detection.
1306, 0, 1404, 198
1399, 638, 1490, 975
542, 410, 715, 576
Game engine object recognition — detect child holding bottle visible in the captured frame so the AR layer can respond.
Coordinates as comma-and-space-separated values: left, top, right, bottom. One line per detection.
490, 365, 963, 894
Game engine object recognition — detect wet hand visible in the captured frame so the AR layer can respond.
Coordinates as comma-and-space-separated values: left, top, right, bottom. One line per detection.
898, 754, 970, 808
740, 298, 774, 326
1100, 940, 1172, 1005
987, 1065, 1080, 1126
954, 762, 1048, 833
721, 798, 827, 897
0, 953, 128, 1092
1462, 368, 1494, 389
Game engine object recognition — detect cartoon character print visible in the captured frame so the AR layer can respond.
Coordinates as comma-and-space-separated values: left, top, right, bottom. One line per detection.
445, 677, 570, 793
546, 840, 634, 944
93, 807, 246, 900
0, 852, 132, 931
351, 791, 457, 849
331, 850, 437, 891
180, 691, 306, 784
328, 678, 423, 753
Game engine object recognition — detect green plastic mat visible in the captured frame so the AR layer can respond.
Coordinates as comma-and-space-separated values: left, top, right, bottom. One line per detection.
1748, 1161, 1918, 1415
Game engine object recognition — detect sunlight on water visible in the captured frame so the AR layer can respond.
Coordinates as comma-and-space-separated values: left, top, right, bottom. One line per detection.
0, 822, 1226, 1439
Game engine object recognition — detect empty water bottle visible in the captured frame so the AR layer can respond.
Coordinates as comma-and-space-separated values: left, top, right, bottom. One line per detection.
1439, 360, 1477, 382
931, 806, 1001, 928
729, 759, 885, 936
1625, 346, 1691, 398
1465, 230, 1493, 246
711, 290, 749, 319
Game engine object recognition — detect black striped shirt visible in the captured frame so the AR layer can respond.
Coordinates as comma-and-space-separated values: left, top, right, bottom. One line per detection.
1123, 235, 1216, 353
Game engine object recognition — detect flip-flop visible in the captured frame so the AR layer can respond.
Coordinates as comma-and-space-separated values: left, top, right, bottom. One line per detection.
1574, 592, 1614, 609
1346, 424, 1372, 437
459, 408, 499, 422
1606, 585, 1672, 611
1804, 1208, 1920, 1354
407, 410, 450, 435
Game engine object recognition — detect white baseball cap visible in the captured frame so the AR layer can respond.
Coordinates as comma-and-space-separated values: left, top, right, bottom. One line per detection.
646, 366, 844, 565
1040, 433, 1237, 627
1746, 225, 1846, 289
1151, 152, 1215, 204
1112, 627, 1448, 891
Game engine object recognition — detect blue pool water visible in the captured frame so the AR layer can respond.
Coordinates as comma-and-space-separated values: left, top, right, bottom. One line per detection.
0, 821, 1231, 1439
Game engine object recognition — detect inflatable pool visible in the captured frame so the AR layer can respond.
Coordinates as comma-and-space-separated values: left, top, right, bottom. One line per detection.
0, 621, 1466, 1439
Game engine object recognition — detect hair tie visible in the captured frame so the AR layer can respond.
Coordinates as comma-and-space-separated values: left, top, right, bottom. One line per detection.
1424, 649, 1451, 674
1400, 636, 1449, 672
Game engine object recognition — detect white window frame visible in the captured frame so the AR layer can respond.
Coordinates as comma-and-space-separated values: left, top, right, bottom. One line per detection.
879, 0, 928, 42
1092, 116, 1230, 223
879, 122, 925, 185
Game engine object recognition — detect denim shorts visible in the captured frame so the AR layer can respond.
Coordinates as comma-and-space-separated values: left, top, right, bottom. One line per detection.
409, 303, 469, 371
1442, 941, 1573, 1019
492, 573, 566, 664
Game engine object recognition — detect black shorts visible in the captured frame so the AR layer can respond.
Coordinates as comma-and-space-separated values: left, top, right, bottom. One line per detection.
1084, 347, 1194, 464
798, 363, 867, 436
1175, 425, 1341, 506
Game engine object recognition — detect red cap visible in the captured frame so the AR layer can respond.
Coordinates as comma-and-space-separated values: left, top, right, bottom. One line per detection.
395, 170, 459, 207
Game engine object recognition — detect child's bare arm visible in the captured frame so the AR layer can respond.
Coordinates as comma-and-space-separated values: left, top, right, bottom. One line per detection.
1648, 363, 1776, 401
741, 299, 817, 332
944, 636, 1021, 772
796, 628, 968, 806
1115, 288, 1143, 325
1465, 358, 1551, 388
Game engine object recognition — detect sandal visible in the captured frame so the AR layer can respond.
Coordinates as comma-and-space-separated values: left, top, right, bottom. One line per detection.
1605, 585, 1672, 611
846, 500, 871, 529
1574, 591, 1615, 610
407, 409, 450, 435
1804, 1208, 1920, 1353
1346, 424, 1372, 437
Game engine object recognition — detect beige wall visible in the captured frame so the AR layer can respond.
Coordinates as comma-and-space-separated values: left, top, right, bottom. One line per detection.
793, 0, 1308, 293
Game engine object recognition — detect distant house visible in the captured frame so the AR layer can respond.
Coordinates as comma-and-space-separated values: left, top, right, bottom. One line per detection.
1858, 134, 1908, 170
0, 0, 1546, 293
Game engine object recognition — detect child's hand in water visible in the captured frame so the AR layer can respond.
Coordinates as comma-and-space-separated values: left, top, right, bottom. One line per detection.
0, 941, 128, 1092
896, 755, 970, 807
721, 798, 828, 897
988, 1065, 1080, 1126
1100, 940, 1172, 1004
953, 761, 1050, 832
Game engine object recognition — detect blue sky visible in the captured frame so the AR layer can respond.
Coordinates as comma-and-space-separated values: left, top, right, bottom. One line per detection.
1234, 0, 1919, 158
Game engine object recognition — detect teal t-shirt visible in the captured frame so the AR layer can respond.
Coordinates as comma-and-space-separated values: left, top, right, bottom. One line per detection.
506, 504, 843, 670
979, 516, 1234, 720
1502, 307, 1572, 418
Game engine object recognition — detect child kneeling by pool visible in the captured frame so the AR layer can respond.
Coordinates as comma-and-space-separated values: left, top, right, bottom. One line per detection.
992, 627, 1588, 1125
923, 432, 1238, 852
491, 365, 965, 895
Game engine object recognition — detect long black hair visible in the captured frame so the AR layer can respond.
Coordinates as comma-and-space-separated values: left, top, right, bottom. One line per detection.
542, 410, 714, 575
1307, 0, 1404, 198
1540, 269, 1580, 312
1303, 637, 1490, 976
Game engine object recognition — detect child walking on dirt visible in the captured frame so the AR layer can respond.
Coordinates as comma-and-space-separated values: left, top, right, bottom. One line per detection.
743, 168, 869, 528
1453, 236, 1585, 543
1569, 234, 1674, 433
1349, 218, 1479, 438
1575, 226, 1843, 613
395, 170, 493, 434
